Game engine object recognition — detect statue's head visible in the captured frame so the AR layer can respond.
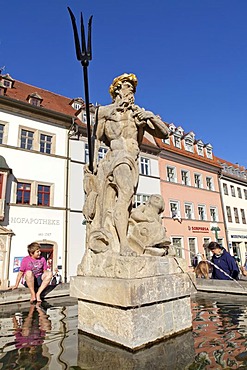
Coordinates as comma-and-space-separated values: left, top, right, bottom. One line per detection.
148, 194, 165, 214
109, 73, 138, 101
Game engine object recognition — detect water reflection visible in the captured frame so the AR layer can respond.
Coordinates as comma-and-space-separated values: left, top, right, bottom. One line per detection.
1, 295, 247, 369
0, 297, 78, 369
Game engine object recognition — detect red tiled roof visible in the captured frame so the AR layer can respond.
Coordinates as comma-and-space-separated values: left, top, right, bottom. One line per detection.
155, 137, 221, 168
4, 79, 76, 117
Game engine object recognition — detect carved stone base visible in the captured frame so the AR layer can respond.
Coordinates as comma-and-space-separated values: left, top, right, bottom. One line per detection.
71, 255, 193, 350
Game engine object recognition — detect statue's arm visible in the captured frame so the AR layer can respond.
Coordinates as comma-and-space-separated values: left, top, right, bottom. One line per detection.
133, 107, 169, 139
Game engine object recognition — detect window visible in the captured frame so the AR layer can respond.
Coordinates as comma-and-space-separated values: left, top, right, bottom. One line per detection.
181, 170, 190, 185
162, 137, 170, 145
140, 157, 150, 176
206, 177, 214, 191
198, 205, 206, 220
173, 136, 181, 148
172, 237, 183, 258
20, 129, 34, 150
210, 207, 218, 222
194, 174, 202, 188
170, 201, 180, 218
3, 79, 11, 87
16, 182, 31, 204
203, 238, 211, 260
234, 207, 239, 223
223, 183, 228, 195
184, 203, 193, 219
206, 146, 213, 159
237, 187, 242, 198
40, 134, 52, 154
85, 144, 107, 164
0, 124, 4, 144
244, 190, 247, 200
230, 185, 235, 197
241, 209, 246, 224
30, 97, 40, 106
134, 194, 150, 208
188, 238, 196, 266
167, 166, 176, 182
38, 185, 50, 206
226, 206, 232, 222
197, 144, 204, 156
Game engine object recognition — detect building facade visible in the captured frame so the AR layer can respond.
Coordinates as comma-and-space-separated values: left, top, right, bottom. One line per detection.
156, 123, 227, 265
218, 159, 247, 265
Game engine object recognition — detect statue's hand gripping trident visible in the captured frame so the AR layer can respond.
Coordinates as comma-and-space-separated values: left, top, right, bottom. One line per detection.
68, 7, 94, 173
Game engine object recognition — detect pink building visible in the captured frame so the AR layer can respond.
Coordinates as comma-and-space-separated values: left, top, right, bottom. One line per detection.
156, 125, 227, 267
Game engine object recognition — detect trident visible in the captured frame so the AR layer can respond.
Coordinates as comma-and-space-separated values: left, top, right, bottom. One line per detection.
68, 7, 94, 173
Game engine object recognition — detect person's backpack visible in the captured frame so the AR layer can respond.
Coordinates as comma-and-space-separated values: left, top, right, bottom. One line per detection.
51, 276, 57, 286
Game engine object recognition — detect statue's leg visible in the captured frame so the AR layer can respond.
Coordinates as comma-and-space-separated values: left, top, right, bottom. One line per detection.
113, 164, 135, 255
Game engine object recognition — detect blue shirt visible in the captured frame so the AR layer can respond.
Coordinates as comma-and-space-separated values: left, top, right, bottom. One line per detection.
211, 249, 239, 280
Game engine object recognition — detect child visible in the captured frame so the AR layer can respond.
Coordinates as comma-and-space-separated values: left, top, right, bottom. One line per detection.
12, 242, 52, 303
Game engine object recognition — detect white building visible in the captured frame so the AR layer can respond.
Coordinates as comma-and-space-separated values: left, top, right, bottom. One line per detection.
218, 159, 247, 264
0, 73, 90, 287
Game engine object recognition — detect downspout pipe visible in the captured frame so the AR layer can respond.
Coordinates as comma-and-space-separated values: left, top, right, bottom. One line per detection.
217, 171, 230, 251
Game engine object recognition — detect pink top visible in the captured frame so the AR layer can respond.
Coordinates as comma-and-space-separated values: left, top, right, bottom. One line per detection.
20, 256, 47, 277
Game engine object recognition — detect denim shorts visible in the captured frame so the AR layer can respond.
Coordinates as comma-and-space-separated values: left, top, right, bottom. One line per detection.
24, 275, 42, 288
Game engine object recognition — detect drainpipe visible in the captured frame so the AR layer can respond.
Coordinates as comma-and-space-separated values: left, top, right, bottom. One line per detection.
217, 171, 230, 251
64, 127, 71, 283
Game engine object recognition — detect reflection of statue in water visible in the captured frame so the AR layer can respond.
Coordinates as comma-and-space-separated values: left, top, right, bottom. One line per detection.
83, 73, 169, 256
128, 194, 171, 256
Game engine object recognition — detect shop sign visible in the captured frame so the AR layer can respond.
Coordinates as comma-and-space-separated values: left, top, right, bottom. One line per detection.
231, 235, 247, 239
188, 226, 209, 233
11, 217, 60, 226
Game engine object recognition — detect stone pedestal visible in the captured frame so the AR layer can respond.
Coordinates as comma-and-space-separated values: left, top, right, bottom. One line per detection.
70, 254, 193, 350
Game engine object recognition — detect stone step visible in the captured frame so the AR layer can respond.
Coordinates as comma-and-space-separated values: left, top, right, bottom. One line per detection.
0, 283, 70, 305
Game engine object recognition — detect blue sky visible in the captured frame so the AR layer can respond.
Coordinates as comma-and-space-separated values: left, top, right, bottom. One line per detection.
1, 0, 247, 167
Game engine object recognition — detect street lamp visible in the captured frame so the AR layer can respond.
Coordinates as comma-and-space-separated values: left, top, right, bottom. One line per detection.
211, 226, 220, 242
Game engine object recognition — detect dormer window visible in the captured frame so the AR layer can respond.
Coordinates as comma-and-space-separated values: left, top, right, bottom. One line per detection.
205, 144, 213, 159
0, 82, 7, 96
0, 74, 15, 89
168, 123, 176, 133
71, 98, 84, 111
173, 135, 181, 148
27, 92, 43, 107
183, 132, 195, 153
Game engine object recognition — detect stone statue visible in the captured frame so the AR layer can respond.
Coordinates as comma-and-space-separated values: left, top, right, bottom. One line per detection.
127, 194, 171, 256
83, 73, 169, 256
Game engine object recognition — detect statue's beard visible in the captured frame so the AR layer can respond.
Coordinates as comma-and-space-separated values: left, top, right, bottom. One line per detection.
118, 92, 135, 107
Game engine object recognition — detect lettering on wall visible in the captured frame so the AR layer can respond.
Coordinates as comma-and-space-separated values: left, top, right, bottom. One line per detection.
188, 226, 209, 233
11, 218, 60, 225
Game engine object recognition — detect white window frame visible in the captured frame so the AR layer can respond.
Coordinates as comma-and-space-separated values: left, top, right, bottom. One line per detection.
198, 204, 206, 221
223, 183, 228, 195
206, 177, 214, 191
194, 173, 202, 188
167, 166, 177, 183
226, 206, 232, 223
234, 207, 240, 223
230, 185, 236, 197
188, 237, 197, 266
237, 187, 242, 198
181, 170, 190, 186
172, 237, 184, 258
173, 135, 181, 149
210, 206, 218, 222
134, 194, 150, 208
184, 202, 194, 219
170, 200, 180, 218
241, 209, 246, 224
140, 157, 150, 176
